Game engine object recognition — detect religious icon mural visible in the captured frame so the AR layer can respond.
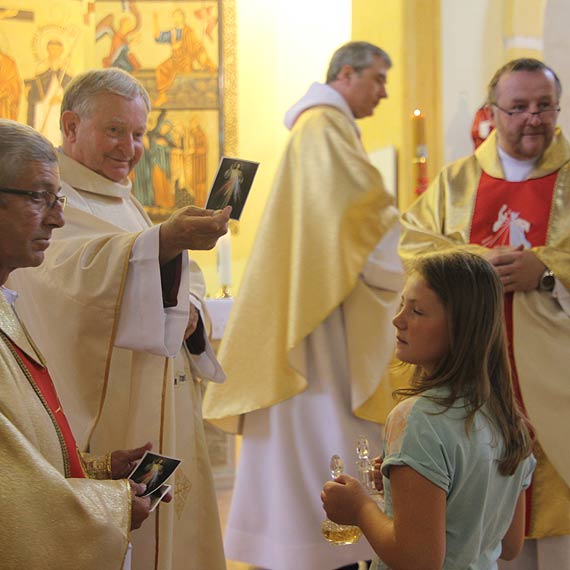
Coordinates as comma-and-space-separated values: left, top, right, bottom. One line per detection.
94, 0, 223, 221
131, 107, 218, 214
95, 0, 142, 72
0, 0, 234, 222
0, 5, 83, 144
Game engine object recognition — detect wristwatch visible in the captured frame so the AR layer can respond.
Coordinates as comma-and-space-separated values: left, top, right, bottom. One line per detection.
538, 268, 555, 292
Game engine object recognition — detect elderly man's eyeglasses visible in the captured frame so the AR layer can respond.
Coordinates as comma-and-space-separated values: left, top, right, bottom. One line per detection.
0, 188, 66, 210
492, 103, 560, 118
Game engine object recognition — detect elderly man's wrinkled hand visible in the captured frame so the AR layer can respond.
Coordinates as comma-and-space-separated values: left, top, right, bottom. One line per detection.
159, 205, 231, 264
130, 481, 151, 530
111, 441, 152, 479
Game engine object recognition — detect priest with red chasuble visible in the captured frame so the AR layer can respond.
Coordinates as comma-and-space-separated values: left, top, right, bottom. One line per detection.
400, 59, 570, 570
0, 119, 151, 570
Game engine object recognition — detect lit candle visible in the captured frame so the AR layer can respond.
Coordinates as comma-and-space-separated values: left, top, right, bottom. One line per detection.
216, 232, 232, 288
411, 108, 426, 156
411, 109, 429, 196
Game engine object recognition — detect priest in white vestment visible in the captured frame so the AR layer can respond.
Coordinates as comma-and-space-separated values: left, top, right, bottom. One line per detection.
9, 69, 230, 570
203, 42, 405, 570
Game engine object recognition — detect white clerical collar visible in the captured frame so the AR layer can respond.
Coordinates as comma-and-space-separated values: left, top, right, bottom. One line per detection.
283, 82, 360, 136
1, 286, 18, 306
57, 148, 133, 199
497, 145, 538, 182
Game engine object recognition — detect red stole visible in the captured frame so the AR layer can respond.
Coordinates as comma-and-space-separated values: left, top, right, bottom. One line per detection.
470, 171, 556, 248
470, 170, 556, 533
10, 342, 86, 478
470, 171, 556, 405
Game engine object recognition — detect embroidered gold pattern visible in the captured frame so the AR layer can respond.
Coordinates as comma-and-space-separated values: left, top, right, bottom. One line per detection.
174, 468, 192, 520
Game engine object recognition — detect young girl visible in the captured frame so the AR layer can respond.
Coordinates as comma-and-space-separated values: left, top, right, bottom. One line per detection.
321, 251, 535, 569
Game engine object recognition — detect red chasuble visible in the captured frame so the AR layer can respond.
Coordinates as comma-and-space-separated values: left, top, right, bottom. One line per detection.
470, 171, 556, 249
10, 342, 86, 478
470, 170, 556, 533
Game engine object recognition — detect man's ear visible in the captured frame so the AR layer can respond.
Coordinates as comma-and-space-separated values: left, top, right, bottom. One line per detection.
484, 104, 496, 128
337, 64, 354, 83
61, 110, 80, 142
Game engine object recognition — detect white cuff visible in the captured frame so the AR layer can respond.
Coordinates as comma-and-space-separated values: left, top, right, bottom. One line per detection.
114, 225, 189, 357
360, 221, 404, 292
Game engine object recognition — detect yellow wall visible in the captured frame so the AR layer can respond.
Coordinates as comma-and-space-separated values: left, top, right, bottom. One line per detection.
352, 0, 406, 197
353, 0, 442, 210
503, 0, 546, 60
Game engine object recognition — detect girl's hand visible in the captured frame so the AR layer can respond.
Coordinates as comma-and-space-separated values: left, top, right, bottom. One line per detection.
373, 456, 384, 492
321, 474, 373, 526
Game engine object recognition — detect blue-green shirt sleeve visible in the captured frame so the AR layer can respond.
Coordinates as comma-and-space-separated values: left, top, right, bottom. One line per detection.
380, 397, 452, 493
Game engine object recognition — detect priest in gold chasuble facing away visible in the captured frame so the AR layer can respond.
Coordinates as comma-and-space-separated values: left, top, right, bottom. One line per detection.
0, 119, 156, 570
8, 69, 230, 570
203, 41, 405, 570
399, 58, 570, 570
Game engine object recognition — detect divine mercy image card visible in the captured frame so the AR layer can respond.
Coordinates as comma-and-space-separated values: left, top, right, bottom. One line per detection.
205, 156, 259, 220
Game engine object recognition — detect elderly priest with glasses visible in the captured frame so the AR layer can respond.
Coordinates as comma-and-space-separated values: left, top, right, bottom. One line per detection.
0, 119, 153, 570
399, 58, 570, 570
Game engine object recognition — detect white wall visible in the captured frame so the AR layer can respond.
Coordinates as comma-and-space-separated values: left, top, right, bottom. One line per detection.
543, 0, 570, 136
441, 0, 504, 163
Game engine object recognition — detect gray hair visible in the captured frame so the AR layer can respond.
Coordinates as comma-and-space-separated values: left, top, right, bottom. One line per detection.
61, 68, 151, 121
326, 41, 392, 84
0, 119, 57, 186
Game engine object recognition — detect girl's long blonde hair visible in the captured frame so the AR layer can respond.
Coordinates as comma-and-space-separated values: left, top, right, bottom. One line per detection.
396, 250, 532, 476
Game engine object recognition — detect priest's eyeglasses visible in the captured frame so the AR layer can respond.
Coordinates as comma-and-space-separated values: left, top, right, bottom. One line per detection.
492, 103, 560, 118
0, 188, 67, 210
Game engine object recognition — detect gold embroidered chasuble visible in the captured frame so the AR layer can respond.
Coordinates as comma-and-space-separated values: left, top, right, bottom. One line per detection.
0, 292, 130, 570
399, 129, 570, 538
203, 105, 403, 432
7, 152, 226, 570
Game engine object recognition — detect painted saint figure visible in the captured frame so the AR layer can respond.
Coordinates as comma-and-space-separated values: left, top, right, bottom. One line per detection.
96, 0, 142, 72
0, 50, 21, 120
153, 8, 216, 107
27, 38, 72, 143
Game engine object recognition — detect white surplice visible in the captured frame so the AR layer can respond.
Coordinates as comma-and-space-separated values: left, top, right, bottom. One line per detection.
224, 225, 403, 570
